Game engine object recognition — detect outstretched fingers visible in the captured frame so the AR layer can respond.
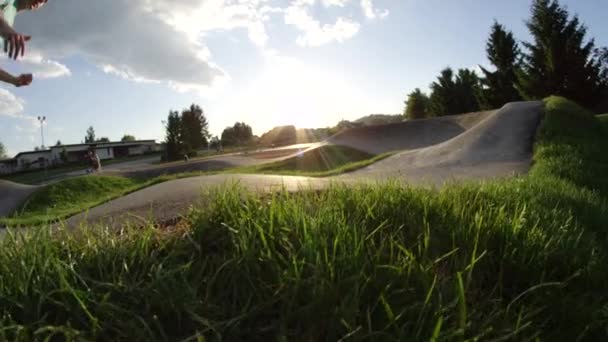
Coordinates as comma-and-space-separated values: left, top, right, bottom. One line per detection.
4, 35, 31, 59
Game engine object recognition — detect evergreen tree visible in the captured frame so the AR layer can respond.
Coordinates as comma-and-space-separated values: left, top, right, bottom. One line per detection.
479, 21, 522, 109
164, 111, 183, 161
518, 0, 605, 108
181, 104, 209, 153
404, 88, 430, 119
84, 126, 96, 144
429, 68, 481, 116
429, 68, 457, 116
455, 69, 482, 113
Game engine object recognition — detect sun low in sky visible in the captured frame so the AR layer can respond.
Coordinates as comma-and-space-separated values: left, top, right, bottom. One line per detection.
0, 0, 606, 156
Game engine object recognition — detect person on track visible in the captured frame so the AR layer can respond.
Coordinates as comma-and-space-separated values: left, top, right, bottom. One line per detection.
0, 0, 48, 87
86, 149, 101, 173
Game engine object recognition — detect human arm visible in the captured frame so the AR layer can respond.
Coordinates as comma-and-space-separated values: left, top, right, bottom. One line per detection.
0, 15, 30, 59
0, 67, 32, 86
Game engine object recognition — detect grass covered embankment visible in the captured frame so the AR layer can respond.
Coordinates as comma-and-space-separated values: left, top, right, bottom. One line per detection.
0, 176, 152, 227
0, 97, 607, 340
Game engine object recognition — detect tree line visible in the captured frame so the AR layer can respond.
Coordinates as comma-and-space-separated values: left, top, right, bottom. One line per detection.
163, 103, 256, 161
404, 0, 608, 119
82, 126, 137, 144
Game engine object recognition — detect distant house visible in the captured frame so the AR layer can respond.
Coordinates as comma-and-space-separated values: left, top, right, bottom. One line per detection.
13, 150, 53, 171
2, 140, 159, 175
49, 140, 158, 163
0, 158, 18, 175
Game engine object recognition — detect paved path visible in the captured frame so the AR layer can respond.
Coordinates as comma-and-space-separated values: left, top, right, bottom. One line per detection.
0, 181, 40, 217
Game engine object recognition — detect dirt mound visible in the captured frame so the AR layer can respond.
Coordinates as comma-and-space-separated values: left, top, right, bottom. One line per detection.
0, 180, 40, 217
328, 110, 491, 154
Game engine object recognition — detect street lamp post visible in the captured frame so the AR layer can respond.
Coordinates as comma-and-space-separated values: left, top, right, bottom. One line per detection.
37, 116, 46, 149
37, 116, 47, 179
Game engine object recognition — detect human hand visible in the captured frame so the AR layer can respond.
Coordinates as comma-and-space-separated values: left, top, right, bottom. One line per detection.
13, 74, 33, 87
3, 31, 31, 59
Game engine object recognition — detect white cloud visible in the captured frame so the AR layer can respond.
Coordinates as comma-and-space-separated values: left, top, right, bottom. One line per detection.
12, 0, 383, 91
284, 3, 360, 47
360, 0, 389, 19
20, 53, 71, 79
0, 88, 25, 117
0, 51, 70, 79
0, 88, 38, 137
17, 0, 227, 92
323, 0, 350, 7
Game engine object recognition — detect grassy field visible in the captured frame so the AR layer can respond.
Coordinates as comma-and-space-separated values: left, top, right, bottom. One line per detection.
1, 97, 607, 340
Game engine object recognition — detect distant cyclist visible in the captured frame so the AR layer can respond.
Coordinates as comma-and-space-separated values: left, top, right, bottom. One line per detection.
0, 0, 48, 87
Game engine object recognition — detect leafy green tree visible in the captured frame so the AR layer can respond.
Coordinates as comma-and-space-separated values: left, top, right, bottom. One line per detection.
164, 111, 183, 161
404, 88, 430, 119
181, 104, 209, 153
97, 137, 110, 143
518, 0, 606, 109
84, 126, 96, 144
221, 122, 253, 147
478, 21, 522, 109
429, 68, 481, 116
121, 135, 136, 142
55, 140, 62, 146
0, 141, 6, 158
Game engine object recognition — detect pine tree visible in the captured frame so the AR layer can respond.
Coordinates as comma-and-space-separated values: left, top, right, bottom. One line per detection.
181, 104, 209, 154
429, 68, 481, 116
164, 111, 183, 161
518, 0, 605, 108
429, 68, 457, 116
455, 69, 482, 113
404, 88, 430, 119
479, 21, 522, 109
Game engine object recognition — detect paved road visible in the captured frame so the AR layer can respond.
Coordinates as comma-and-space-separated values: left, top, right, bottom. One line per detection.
0, 181, 40, 217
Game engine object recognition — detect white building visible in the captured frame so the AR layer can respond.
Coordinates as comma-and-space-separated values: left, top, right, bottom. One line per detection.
2, 140, 159, 175
0, 159, 18, 175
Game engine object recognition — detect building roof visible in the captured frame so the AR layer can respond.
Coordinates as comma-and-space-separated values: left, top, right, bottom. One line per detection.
12, 140, 157, 159
51, 140, 156, 149
14, 150, 51, 159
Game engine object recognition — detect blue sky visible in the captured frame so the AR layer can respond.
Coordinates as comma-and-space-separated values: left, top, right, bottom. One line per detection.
0, 0, 606, 157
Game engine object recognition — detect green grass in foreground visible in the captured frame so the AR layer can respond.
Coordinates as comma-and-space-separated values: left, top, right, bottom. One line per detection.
0, 176, 153, 226
1, 97, 608, 340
